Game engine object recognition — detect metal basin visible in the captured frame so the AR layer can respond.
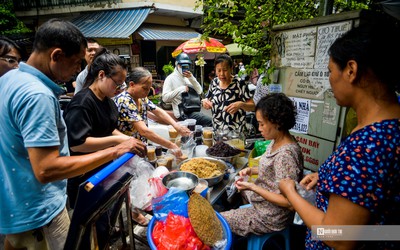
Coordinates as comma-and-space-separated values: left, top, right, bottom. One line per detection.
162, 171, 199, 193
205, 152, 241, 164
178, 157, 227, 186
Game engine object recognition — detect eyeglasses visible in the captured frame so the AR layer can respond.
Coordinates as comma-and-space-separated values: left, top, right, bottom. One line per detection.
108, 76, 126, 90
0, 56, 20, 65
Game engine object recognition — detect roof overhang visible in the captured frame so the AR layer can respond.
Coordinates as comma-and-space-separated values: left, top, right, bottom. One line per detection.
70, 8, 151, 39
138, 24, 201, 41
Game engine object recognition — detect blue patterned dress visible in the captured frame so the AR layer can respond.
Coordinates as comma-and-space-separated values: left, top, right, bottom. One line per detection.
306, 119, 400, 249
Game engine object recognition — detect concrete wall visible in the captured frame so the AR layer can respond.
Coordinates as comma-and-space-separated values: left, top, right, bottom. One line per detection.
270, 10, 361, 171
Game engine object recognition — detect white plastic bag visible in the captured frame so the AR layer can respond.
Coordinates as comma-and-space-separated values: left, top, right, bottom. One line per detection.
293, 182, 316, 225
127, 156, 155, 210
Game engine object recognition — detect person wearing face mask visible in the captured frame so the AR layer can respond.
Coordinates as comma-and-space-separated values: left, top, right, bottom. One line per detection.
73, 38, 102, 94
0, 36, 22, 77
161, 52, 212, 127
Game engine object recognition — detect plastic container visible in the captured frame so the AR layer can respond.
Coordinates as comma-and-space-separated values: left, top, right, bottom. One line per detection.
168, 125, 178, 139
202, 127, 213, 139
185, 119, 197, 131
193, 179, 209, 199
147, 145, 156, 161
147, 212, 232, 250
202, 138, 213, 147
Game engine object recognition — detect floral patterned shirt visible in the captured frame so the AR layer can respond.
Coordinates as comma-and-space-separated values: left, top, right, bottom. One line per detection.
306, 119, 400, 250
113, 91, 156, 142
205, 76, 252, 132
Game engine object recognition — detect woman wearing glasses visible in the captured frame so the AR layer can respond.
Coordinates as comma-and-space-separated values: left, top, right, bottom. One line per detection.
63, 48, 147, 248
0, 36, 22, 77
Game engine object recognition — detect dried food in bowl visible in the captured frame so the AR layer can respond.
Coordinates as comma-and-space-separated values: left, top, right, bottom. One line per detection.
178, 157, 227, 186
206, 141, 242, 158
162, 171, 199, 193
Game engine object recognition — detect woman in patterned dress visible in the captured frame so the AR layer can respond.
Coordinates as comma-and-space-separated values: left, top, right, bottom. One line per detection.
113, 67, 190, 155
279, 11, 400, 250
202, 54, 254, 132
221, 93, 304, 236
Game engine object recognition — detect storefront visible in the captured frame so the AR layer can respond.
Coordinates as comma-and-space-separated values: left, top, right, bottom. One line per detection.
70, 8, 201, 79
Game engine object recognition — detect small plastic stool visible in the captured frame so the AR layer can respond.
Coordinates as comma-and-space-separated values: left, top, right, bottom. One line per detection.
247, 227, 291, 250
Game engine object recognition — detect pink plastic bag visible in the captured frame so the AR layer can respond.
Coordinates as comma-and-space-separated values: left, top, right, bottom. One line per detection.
149, 176, 168, 198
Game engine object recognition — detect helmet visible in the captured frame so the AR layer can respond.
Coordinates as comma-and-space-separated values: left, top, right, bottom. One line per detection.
175, 53, 192, 65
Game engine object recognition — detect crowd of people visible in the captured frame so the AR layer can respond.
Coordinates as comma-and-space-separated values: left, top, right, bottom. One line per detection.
0, 8, 399, 250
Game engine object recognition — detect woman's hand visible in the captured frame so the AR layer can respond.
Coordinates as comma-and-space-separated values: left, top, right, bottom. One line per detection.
224, 101, 243, 114
300, 172, 318, 191
235, 178, 255, 191
169, 144, 183, 158
239, 167, 252, 177
202, 99, 213, 110
116, 137, 147, 158
279, 178, 297, 198
176, 125, 191, 137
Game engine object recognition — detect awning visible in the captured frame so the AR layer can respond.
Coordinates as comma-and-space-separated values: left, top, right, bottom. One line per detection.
137, 24, 201, 41
71, 8, 151, 38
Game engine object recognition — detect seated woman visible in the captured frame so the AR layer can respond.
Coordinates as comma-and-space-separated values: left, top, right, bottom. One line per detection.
202, 54, 254, 133
113, 67, 191, 154
221, 93, 304, 236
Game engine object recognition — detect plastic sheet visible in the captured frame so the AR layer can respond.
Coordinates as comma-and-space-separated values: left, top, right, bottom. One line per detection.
151, 187, 189, 221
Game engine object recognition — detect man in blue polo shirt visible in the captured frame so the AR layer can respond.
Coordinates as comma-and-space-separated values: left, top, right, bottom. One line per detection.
0, 19, 146, 250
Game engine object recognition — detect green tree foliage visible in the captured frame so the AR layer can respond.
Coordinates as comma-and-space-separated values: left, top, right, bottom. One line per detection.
197, 0, 372, 83
0, 0, 31, 35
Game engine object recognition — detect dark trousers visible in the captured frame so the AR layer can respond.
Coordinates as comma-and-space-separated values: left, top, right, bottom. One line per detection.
179, 111, 212, 127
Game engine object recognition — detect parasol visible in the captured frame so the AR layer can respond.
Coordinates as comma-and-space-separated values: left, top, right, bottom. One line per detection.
172, 36, 227, 60
172, 36, 227, 88
225, 43, 257, 56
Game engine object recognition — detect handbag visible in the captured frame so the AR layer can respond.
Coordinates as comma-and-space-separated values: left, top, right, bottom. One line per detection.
160, 99, 173, 110
179, 86, 201, 114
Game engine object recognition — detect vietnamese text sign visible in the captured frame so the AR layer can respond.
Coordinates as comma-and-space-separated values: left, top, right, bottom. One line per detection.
290, 97, 310, 134
292, 133, 334, 171
315, 21, 352, 69
285, 68, 330, 100
277, 27, 317, 68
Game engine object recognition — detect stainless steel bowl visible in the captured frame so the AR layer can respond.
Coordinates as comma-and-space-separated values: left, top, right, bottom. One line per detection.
178, 157, 227, 186
205, 152, 241, 164
162, 171, 199, 193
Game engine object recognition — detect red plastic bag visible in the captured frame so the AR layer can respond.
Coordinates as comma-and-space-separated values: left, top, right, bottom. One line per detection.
152, 212, 209, 250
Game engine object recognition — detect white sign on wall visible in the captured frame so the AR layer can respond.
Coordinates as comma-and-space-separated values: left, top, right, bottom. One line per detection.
314, 21, 352, 68
276, 27, 317, 68
290, 97, 311, 134
285, 68, 330, 100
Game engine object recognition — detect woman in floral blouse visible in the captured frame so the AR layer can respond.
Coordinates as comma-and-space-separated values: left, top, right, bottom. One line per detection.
113, 67, 190, 154
202, 54, 254, 132
221, 93, 303, 236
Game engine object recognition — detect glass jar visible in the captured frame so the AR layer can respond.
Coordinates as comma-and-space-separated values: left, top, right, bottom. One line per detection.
227, 130, 245, 156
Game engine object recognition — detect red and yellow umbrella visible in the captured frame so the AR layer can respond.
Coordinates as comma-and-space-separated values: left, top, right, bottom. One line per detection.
172, 37, 227, 58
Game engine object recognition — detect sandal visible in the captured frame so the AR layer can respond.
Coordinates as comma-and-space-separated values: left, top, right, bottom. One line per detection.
131, 212, 150, 227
